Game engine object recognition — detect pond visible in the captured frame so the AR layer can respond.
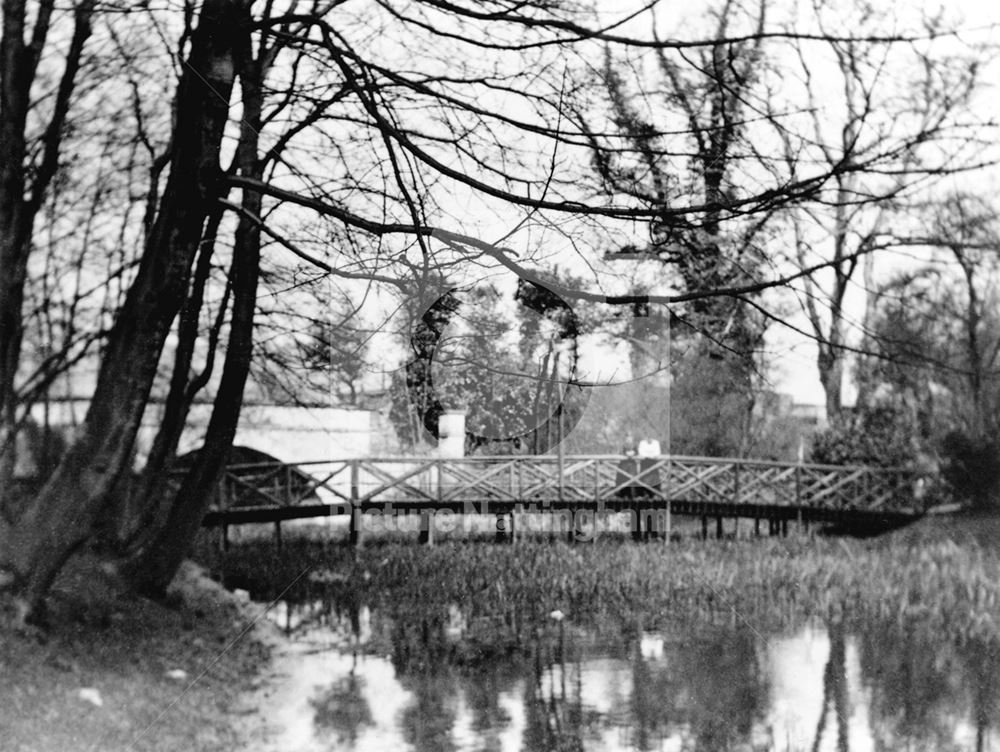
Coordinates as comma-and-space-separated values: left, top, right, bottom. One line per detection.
254, 596, 1000, 752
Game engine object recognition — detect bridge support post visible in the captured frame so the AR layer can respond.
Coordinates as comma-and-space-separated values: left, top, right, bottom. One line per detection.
754, 517, 760, 537
643, 507, 665, 542
419, 511, 434, 545
701, 515, 708, 540
593, 463, 601, 543
349, 461, 363, 548
494, 513, 508, 544
349, 510, 363, 547
274, 520, 282, 550
715, 516, 723, 540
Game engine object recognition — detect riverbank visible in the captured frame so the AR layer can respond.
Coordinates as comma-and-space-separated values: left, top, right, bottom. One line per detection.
0, 558, 274, 752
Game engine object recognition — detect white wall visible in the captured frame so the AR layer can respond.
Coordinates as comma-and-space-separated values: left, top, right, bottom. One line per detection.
164, 403, 375, 462
24, 400, 386, 475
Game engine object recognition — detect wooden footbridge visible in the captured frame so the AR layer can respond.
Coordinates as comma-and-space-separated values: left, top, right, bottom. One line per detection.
200, 455, 922, 543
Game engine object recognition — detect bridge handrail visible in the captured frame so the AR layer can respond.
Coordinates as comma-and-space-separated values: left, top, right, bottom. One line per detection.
200, 453, 919, 518
216, 454, 914, 475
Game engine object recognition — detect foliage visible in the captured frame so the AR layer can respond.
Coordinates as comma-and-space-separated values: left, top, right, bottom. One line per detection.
744, 392, 812, 462
860, 270, 1000, 442
940, 431, 1000, 512
847, 195, 1000, 501
669, 339, 757, 457
389, 281, 589, 454
810, 405, 917, 467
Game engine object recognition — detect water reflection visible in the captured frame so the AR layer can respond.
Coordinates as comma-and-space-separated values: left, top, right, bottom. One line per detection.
859, 628, 1000, 752
311, 665, 373, 746
260, 601, 1000, 752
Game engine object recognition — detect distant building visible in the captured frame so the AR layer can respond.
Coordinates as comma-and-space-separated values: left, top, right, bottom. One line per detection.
788, 402, 826, 429
17, 396, 401, 478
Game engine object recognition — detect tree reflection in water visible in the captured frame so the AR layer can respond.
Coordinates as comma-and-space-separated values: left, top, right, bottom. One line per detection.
310, 657, 374, 747
517, 623, 768, 751
811, 623, 849, 752
272, 595, 1000, 752
859, 627, 1000, 752
626, 626, 766, 750
398, 670, 461, 752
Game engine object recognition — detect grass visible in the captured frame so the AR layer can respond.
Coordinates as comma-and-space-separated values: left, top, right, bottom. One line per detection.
198, 513, 1000, 659
0, 558, 270, 752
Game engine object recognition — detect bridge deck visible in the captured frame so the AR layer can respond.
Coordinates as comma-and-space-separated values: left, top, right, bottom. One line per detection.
200, 455, 921, 541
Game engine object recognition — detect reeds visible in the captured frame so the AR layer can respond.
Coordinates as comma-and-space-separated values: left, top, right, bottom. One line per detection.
198, 531, 1000, 650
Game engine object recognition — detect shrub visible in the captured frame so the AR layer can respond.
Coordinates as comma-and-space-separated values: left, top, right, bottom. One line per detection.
940, 431, 1000, 512
811, 405, 915, 467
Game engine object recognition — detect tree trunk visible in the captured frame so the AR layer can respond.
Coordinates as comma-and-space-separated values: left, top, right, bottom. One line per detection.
110, 209, 228, 554
126, 44, 264, 597
819, 348, 843, 424
0, 0, 245, 615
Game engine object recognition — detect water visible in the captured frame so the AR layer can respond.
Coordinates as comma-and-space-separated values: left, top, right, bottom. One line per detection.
255, 599, 1000, 752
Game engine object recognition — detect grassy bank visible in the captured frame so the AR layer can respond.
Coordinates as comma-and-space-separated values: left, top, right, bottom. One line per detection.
200, 516, 1000, 653
0, 559, 270, 752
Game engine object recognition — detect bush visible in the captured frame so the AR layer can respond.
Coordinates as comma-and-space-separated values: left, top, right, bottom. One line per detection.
811, 405, 915, 467
940, 431, 1000, 512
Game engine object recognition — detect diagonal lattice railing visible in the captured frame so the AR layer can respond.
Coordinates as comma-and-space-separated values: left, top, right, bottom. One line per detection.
213, 455, 919, 515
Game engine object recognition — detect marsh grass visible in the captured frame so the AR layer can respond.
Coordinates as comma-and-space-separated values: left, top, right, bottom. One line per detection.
196, 523, 1000, 655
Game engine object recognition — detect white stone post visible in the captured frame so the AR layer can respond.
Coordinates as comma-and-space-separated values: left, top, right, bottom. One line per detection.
437, 409, 467, 459
428, 410, 466, 543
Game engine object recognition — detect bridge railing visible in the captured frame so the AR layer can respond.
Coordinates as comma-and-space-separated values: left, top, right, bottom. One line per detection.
211, 455, 918, 514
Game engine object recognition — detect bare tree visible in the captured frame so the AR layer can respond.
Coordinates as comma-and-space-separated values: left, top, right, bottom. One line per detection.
778, 2, 984, 420
862, 194, 1000, 440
